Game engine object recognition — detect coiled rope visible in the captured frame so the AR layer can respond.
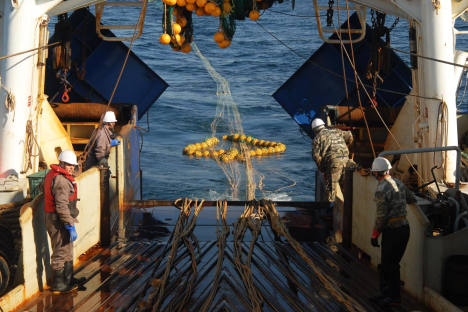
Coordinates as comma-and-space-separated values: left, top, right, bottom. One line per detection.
0, 76, 15, 120
138, 198, 204, 312
139, 199, 366, 311
199, 200, 229, 312
232, 201, 265, 311
260, 199, 366, 312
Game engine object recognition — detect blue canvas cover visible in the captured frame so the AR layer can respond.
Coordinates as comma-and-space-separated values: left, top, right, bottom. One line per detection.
273, 13, 412, 136
45, 8, 168, 119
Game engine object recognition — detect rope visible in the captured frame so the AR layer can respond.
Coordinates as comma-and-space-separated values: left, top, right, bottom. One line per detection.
258, 167, 297, 195
81, 15, 140, 167
106, 19, 139, 107
0, 75, 16, 120
387, 46, 468, 70
254, 21, 441, 102
267, 9, 319, 18
343, 0, 376, 158
268, 4, 468, 71
260, 200, 366, 312
199, 200, 229, 311
433, 101, 449, 175
138, 199, 205, 312
137, 199, 369, 311
336, 0, 351, 123
258, 5, 426, 182
232, 202, 265, 311
22, 120, 37, 173
0, 42, 59, 62
331, 13, 425, 183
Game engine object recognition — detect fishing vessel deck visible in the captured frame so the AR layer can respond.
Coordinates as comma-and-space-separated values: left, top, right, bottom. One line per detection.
13, 203, 429, 312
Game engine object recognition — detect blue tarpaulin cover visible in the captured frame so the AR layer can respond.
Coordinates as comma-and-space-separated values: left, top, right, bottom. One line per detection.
46, 9, 168, 119
273, 13, 412, 136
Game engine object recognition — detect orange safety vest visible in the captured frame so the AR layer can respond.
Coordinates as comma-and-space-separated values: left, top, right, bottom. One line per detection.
44, 164, 77, 213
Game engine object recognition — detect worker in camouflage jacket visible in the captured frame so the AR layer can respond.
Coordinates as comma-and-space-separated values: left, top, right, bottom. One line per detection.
311, 118, 353, 202
83, 111, 119, 171
370, 157, 417, 307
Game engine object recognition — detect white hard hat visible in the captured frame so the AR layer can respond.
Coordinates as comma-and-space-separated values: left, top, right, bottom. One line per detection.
58, 150, 78, 165
371, 157, 392, 172
103, 111, 117, 123
311, 118, 325, 129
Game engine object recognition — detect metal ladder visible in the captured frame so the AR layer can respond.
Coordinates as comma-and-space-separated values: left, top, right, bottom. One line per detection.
95, 0, 148, 42
313, 0, 367, 44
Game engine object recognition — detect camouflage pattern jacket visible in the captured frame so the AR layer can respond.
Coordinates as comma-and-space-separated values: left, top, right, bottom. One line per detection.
374, 176, 417, 232
312, 128, 353, 171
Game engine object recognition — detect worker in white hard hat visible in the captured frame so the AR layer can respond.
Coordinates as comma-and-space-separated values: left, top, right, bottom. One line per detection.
311, 118, 353, 202
370, 156, 417, 307
83, 111, 119, 171
43, 150, 85, 293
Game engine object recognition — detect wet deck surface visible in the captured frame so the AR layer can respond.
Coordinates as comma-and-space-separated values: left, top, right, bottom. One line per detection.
15, 204, 429, 312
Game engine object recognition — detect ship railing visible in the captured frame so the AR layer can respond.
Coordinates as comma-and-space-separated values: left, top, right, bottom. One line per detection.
95, 0, 148, 42
312, 0, 366, 44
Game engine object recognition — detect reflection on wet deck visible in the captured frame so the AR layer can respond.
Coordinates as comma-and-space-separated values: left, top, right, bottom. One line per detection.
15, 204, 428, 312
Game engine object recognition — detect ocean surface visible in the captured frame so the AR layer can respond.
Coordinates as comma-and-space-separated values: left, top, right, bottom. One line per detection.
120, 0, 413, 201
96, 0, 468, 201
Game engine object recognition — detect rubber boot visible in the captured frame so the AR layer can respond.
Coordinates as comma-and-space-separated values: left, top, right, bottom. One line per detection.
64, 261, 85, 285
51, 268, 77, 293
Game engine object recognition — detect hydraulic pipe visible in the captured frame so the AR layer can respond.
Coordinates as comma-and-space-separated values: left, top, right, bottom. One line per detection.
379, 146, 461, 190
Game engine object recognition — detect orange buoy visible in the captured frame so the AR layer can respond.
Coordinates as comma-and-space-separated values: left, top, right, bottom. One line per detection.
160, 33, 171, 44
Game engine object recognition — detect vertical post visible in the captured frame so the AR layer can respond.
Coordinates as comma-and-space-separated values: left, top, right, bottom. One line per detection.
342, 168, 353, 249
99, 167, 110, 246
0, 0, 36, 177
130, 105, 138, 126
419, 1, 457, 184
314, 170, 326, 202
116, 141, 125, 242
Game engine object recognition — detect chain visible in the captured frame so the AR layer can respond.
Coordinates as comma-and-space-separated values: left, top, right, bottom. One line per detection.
370, 9, 376, 28
376, 11, 386, 37
388, 17, 400, 32
326, 0, 334, 27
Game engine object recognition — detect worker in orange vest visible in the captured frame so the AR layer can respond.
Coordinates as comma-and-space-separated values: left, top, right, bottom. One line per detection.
44, 150, 84, 293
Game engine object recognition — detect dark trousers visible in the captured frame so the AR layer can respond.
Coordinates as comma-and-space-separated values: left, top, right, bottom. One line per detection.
380, 225, 410, 299
45, 213, 73, 271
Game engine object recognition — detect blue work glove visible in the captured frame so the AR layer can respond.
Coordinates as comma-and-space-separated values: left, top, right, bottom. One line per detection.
65, 224, 78, 242
111, 139, 121, 147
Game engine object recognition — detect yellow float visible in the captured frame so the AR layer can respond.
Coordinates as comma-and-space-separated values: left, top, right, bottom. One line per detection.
182, 134, 286, 162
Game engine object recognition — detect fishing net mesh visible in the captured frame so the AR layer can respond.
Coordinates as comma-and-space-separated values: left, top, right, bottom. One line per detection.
193, 42, 256, 200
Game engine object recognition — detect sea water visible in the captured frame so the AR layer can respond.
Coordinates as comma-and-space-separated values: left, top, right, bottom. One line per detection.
80, 0, 468, 201
132, 0, 412, 201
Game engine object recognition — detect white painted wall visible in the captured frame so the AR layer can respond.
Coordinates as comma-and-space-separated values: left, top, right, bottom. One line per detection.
0, 168, 101, 311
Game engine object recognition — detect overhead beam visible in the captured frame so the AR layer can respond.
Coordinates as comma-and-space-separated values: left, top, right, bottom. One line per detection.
47, 0, 105, 16
350, 0, 420, 21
